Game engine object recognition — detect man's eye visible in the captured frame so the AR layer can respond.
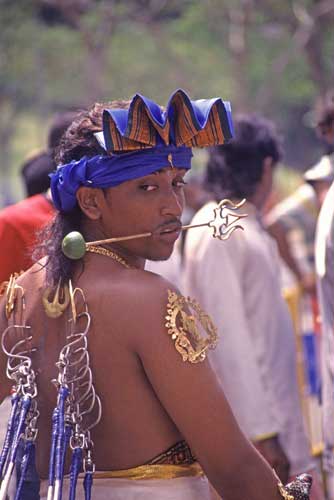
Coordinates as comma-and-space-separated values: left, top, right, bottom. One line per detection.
140, 184, 157, 191
174, 179, 187, 188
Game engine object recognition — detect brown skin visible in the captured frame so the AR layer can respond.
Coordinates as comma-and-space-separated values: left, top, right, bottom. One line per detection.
0, 167, 282, 499
255, 436, 290, 484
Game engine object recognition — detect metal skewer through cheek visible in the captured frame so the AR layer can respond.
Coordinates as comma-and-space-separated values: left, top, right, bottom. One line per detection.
86, 198, 248, 247
61, 199, 248, 260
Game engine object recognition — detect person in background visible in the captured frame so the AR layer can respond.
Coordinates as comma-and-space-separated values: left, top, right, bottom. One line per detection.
313, 99, 334, 500
0, 111, 77, 285
315, 177, 334, 499
265, 155, 334, 293
183, 114, 323, 499
315, 100, 334, 155
304, 155, 334, 207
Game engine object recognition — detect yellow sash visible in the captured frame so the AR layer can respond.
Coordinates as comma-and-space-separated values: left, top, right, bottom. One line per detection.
93, 462, 204, 480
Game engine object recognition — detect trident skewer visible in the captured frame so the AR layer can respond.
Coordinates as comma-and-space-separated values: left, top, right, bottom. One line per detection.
62, 198, 248, 260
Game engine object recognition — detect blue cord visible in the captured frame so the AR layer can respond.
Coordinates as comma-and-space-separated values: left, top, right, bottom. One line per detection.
8, 395, 31, 465
0, 393, 20, 478
14, 441, 33, 500
15, 439, 40, 500
68, 447, 83, 500
54, 386, 69, 500
58, 424, 72, 497
83, 472, 93, 500
47, 407, 60, 492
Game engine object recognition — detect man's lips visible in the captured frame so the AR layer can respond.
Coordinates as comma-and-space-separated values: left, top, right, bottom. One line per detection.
151, 221, 182, 237
159, 223, 182, 235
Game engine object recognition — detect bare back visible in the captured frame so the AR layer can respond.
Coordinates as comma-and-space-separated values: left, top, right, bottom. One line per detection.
0, 256, 183, 477
0, 255, 284, 499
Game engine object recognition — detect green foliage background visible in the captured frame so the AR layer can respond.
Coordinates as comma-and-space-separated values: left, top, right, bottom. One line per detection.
0, 0, 333, 205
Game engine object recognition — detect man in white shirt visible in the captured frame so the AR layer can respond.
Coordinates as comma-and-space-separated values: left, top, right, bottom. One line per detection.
183, 115, 319, 491
315, 180, 334, 498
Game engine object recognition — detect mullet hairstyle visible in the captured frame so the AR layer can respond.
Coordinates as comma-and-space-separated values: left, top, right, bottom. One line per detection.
34, 100, 131, 287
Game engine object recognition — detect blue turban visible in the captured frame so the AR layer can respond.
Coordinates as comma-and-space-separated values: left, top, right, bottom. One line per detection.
50, 89, 233, 213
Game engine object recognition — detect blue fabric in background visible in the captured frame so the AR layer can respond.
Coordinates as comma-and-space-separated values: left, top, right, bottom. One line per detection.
302, 332, 321, 397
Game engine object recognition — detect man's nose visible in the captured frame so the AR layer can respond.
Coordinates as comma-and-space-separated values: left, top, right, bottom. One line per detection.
160, 189, 183, 218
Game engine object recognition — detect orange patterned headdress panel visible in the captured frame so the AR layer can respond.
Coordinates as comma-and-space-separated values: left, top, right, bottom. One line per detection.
102, 89, 233, 152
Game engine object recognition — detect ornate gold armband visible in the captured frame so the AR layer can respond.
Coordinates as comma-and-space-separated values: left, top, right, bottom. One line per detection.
165, 290, 218, 363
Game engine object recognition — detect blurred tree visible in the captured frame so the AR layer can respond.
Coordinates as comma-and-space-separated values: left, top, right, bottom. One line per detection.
253, 0, 334, 107
0, 0, 333, 204
0, 0, 39, 200
196, 0, 334, 165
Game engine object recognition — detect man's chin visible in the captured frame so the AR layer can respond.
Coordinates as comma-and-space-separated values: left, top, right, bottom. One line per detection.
144, 248, 174, 262
146, 253, 171, 262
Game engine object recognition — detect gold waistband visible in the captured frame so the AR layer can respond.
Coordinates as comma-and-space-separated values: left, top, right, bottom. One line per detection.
93, 462, 204, 480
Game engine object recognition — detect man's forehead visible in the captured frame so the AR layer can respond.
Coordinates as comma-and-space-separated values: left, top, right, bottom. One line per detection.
146, 167, 187, 176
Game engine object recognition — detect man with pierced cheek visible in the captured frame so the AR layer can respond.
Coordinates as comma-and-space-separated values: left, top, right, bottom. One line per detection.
0, 91, 312, 500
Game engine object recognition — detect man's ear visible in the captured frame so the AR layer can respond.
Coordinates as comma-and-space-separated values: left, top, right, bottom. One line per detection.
76, 187, 105, 220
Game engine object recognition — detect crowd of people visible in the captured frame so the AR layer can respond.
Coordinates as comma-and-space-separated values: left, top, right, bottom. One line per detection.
0, 91, 333, 499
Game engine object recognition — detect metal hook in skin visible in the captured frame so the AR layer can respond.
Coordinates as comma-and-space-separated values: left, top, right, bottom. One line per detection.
66, 348, 89, 371
1, 325, 32, 358
66, 360, 90, 386
1, 327, 34, 380
74, 374, 93, 406
84, 395, 102, 433
79, 387, 97, 418
7, 341, 36, 371
48, 291, 101, 500
63, 312, 91, 348
69, 281, 88, 324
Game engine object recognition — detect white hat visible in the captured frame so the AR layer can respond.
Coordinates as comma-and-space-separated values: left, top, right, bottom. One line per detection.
304, 154, 334, 183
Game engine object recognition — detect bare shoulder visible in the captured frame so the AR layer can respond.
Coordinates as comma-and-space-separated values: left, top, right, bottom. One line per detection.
110, 268, 178, 332
115, 269, 218, 365
94, 267, 178, 311
127, 268, 177, 304
126, 269, 183, 348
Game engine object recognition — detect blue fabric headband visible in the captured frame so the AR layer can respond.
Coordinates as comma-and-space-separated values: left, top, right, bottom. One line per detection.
50, 89, 233, 213
51, 146, 192, 213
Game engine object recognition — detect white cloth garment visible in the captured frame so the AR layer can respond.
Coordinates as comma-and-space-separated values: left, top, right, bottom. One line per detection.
40, 475, 219, 499
183, 201, 314, 475
315, 181, 334, 453
145, 241, 182, 288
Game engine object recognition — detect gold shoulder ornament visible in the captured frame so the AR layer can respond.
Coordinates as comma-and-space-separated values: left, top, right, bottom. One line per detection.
42, 280, 70, 318
0, 273, 25, 319
165, 290, 218, 363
